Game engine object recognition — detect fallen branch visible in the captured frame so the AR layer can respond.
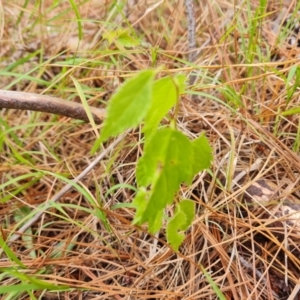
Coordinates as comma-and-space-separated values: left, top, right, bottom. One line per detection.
0, 90, 106, 124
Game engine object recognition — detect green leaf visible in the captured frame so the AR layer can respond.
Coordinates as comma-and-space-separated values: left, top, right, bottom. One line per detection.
0, 268, 69, 291
92, 70, 155, 152
116, 31, 141, 48
191, 133, 212, 174
0, 283, 68, 293
143, 74, 186, 138
136, 128, 193, 187
71, 76, 98, 137
280, 107, 300, 116
0, 236, 26, 268
134, 128, 194, 232
199, 264, 227, 300
173, 73, 186, 94
103, 29, 140, 48
166, 199, 195, 251
286, 66, 300, 102
68, 0, 83, 40
131, 188, 148, 225
219, 85, 243, 108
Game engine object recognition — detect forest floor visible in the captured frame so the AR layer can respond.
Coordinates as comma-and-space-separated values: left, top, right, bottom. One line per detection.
1, 1, 300, 299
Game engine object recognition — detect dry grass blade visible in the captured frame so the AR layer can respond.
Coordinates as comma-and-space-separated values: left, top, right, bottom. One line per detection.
8, 134, 124, 243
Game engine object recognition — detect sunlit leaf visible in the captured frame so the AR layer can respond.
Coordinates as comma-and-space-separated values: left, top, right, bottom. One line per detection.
103, 29, 141, 48
92, 70, 155, 152
166, 199, 195, 251
135, 128, 194, 232
132, 188, 148, 224
136, 128, 193, 187
143, 74, 186, 138
191, 133, 212, 174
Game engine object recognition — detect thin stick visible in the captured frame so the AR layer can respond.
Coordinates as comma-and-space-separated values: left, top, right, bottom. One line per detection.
184, 0, 197, 85
0, 90, 106, 124
8, 134, 124, 243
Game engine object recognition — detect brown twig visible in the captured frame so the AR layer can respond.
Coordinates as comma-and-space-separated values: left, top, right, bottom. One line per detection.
184, 0, 197, 86
0, 90, 106, 124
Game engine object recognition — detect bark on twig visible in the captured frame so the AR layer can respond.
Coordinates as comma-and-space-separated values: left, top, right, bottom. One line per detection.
185, 0, 197, 86
0, 90, 106, 124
